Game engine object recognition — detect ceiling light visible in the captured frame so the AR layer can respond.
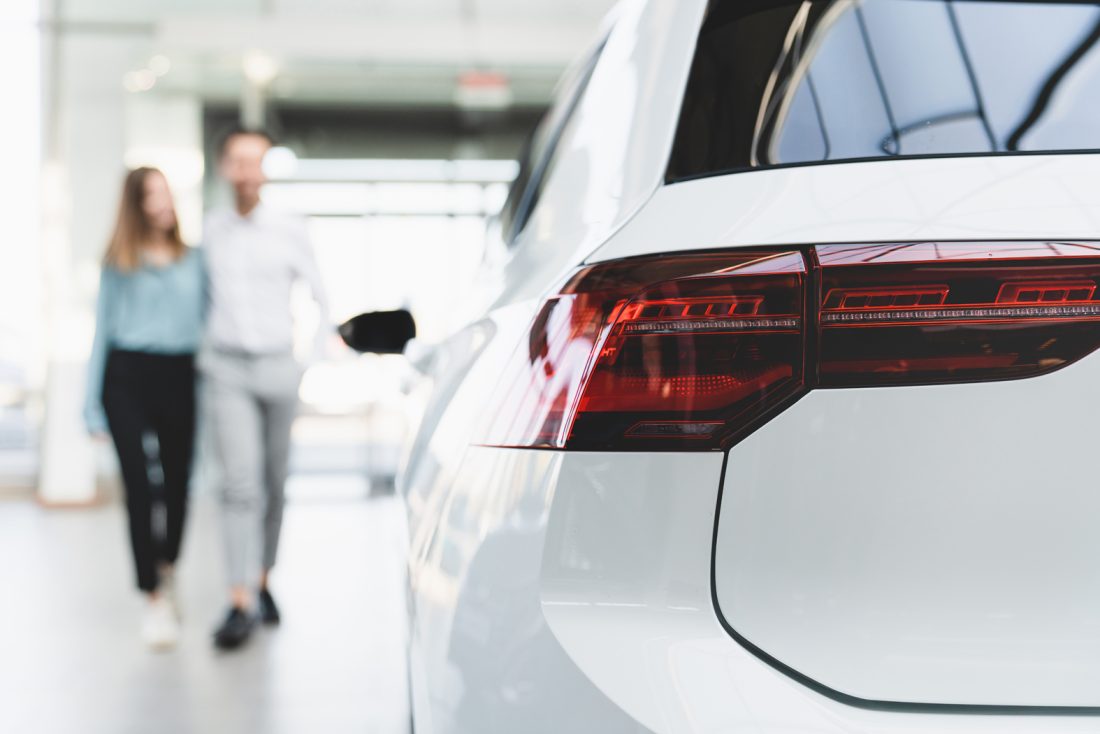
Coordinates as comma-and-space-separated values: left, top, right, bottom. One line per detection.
243, 50, 278, 86
123, 69, 156, 93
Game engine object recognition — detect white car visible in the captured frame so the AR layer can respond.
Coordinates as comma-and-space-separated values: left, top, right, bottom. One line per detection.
342, 0, 1100, 730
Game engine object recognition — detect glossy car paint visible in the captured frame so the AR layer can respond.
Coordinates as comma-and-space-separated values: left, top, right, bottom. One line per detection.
495, 0, 705, 305
400, 0, 1100, 731
592, 153, 1100, 262
716, 351, 1100, 707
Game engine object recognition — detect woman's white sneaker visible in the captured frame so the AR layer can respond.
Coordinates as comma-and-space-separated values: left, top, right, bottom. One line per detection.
141, 597, 179, 651
159, 565, 181, 619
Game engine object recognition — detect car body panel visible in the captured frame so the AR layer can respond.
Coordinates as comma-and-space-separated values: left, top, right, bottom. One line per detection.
407, 446, 655, 734
715, 346, 1100, 707
591, 153, 1100, 263
542, 451, 1100, 733
404, 1, 709, 721
494, 0, 706, 307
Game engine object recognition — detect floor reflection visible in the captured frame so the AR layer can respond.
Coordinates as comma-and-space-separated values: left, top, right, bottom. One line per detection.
0, 481, 408, 734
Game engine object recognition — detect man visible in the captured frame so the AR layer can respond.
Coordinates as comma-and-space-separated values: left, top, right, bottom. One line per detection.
201, 127, 331, 650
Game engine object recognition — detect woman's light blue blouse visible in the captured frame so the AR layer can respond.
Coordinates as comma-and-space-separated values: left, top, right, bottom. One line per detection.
83, 247, 205, 433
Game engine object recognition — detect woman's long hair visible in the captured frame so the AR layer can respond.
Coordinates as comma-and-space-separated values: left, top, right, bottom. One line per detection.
104, 167, 185, 272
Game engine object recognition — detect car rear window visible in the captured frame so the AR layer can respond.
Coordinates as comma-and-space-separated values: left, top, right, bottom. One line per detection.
667, 0, 1100, 181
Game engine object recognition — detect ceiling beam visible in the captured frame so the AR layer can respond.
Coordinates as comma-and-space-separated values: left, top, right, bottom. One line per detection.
156, 14, 599, 68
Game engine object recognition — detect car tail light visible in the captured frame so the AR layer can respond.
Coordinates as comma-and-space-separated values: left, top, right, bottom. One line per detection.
481, 250, 806, 450
482, 242, 1100, 451
817, 243, 1100, 387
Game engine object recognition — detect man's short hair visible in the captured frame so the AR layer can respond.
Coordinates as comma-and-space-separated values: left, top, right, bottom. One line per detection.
217, 126, 276, 159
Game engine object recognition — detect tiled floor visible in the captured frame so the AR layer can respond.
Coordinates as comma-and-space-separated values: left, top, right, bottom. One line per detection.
0, 479, 409, 734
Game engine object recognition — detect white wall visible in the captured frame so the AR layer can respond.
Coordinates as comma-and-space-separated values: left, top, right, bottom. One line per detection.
0, 0, 44, 490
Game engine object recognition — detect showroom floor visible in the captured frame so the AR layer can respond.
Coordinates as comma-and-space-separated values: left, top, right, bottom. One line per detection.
0, 478, 408, 734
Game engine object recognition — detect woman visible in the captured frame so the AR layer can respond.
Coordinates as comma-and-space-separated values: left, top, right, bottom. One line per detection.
84, 167, 204, 650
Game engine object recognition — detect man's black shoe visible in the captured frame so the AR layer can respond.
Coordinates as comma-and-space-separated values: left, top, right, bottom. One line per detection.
258, 587, 281, 625
213, 607, 256, 650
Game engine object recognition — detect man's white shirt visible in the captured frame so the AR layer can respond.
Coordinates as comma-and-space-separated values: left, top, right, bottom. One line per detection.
202, 203, 330, 355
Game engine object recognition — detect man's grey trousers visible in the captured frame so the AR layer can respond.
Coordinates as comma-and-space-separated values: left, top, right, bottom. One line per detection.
199, 349, 301, 588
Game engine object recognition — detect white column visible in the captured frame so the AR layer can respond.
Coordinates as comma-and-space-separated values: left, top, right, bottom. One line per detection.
38, 30, 141, 505
0, 1, 45, 494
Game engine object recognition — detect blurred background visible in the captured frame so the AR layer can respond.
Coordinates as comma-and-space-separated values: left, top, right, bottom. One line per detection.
0, 0, 616, 503
0, 2, 613, 731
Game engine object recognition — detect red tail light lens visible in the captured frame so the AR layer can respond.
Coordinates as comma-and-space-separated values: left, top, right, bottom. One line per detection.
482, 242, 1100, 451
817, 243, 1100, 387
481, 250, 806, 450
